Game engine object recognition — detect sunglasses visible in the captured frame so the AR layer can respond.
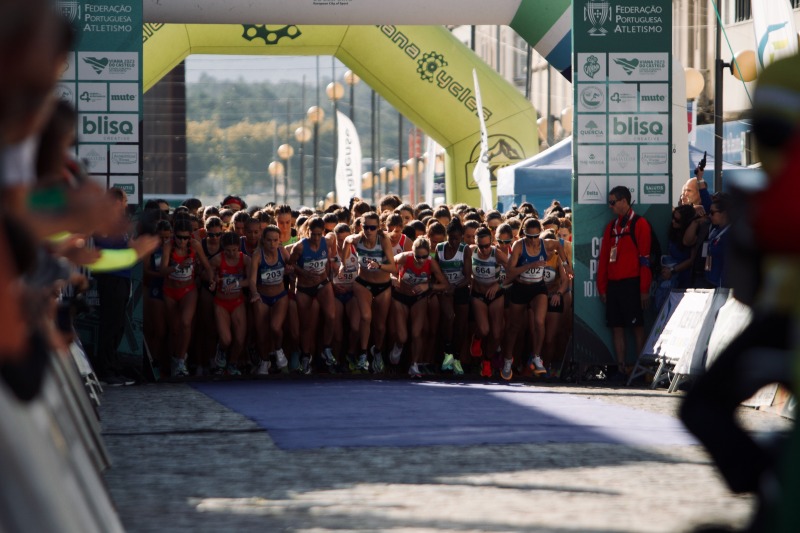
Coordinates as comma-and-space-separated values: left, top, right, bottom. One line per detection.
364, 225, 378, 231
206, 232, 222, 238
525, 233, 541, 239
478, 243, 491, 249
175, 235, 191, 241
608, 199, 618, 206
414, 254, 429, 261
498, 238, 512, 244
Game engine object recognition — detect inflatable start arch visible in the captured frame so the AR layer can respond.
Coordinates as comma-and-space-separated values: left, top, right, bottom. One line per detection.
143, 1, 571, 205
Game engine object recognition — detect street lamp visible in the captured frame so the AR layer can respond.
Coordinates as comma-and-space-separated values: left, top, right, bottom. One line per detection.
343, 70, 360, 121
277, 143, 294, 204
326, 81, 344, 192
294, 126, 311, 206
307, 105, 325, 205
268, 161, 285, 201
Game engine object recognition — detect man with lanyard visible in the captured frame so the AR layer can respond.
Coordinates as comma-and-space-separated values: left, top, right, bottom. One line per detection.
597, 185, 652, 382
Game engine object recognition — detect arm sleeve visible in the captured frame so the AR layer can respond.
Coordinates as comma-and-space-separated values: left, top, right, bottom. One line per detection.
597, 223, 611, 296
700, 188, 712, 213
87, 248, 138, 273
637, 218, 653, 293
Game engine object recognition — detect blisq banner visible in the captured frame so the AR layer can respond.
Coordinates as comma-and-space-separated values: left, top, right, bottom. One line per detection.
572, 0, 672, 366
57, 0, 144, 360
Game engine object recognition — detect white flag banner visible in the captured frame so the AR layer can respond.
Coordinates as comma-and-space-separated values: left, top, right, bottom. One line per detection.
471, 69, 493, 212
335, 110, 362, 204
752, 0, 799, 72
424, 136, 438, 206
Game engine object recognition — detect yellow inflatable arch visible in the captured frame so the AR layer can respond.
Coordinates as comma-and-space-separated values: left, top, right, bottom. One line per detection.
143, 6, 570, 204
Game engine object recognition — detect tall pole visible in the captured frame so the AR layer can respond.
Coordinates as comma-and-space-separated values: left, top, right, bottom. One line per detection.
371, 89, 377, 204
547, 65, 554, 146
525, 45, 532, 100
314, 57, 320, 204
332, 57, 338, 195
377, 96, 384, 196
470, 25, 476, 52
714, 0, 723, 192
398, 114, 403, 198
495, 25, 501, 72
284, 99, 291, 204
349, 79, 355, 122
299, 76, 306, 206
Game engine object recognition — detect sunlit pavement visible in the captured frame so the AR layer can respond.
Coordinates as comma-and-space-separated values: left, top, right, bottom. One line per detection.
100, 380, 790, 532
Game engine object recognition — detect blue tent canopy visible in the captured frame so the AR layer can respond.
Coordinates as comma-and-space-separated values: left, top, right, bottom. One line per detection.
497, 138, 750, 210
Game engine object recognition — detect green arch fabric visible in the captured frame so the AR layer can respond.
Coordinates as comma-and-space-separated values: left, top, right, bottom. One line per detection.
143, 24, 539, 205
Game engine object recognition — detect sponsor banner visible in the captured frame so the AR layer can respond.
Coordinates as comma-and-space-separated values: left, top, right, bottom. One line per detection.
608, 144, 638, 174
577, 84, 606, 113
78, 144, 108, 174
78, 113, 139, 143
639, 175, 669, 204
608, 83, 637, 113
574, 0, 672, 365
577, 175, 606, 204
752, 0, 799, 72
640, 144, 669, 173
577, 144, 607, 174
608, 53, 669, 81
109, 175, 139, 204
55, 83, 76, 106
78, 52, 139, 81
639, 83, 669, 112
609, 174, 638, 204
608, 113, 667, 143
110, 145, 140, 173
109, 83, 139, 112
334, 111, 362, 204
77, 82, 108, 112
576, 115, 607, 143
577, 53, 607, 82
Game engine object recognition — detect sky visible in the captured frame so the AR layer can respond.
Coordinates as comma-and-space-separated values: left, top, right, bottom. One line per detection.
185, 55, 349, 84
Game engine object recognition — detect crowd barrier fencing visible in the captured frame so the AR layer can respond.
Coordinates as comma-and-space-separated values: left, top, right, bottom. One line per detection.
0, 341, 123, 532
628, 288, 796, 419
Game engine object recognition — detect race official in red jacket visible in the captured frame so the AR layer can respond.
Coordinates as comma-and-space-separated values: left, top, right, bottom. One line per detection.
597, 185, 652, 381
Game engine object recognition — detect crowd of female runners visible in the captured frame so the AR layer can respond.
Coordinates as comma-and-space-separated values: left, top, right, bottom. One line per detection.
142, 195, 574, 381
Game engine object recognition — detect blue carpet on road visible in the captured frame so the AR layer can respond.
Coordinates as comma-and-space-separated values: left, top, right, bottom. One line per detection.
191, 381, 696, 450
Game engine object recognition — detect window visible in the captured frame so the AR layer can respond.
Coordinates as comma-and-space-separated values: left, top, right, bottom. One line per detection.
734, 0, 751, 22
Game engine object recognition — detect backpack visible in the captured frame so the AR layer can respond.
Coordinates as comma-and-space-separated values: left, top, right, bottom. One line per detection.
629, 214, 662, 279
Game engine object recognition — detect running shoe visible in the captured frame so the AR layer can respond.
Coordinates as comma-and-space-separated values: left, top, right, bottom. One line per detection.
321, 347, 337, 367
389, 343, 403, 365
346, 353, 358, 372
441, 353, 455, 371
171, 357, 189, 378
257, 360, 271, 375
453, 360, 464, 375
275, 349, 288, 370
501, 358, 513, 381
300, 355, 312, 375
214, 345, 227, 370
226, 364, 242, 376
481, 360, 493, 378
357, 353, 369, 372
408, 363, 422, 378
531, 355, 547, 376
470, 335, 483, 358
371, 347, 384, 374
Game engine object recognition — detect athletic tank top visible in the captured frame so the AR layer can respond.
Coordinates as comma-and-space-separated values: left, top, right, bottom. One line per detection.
149, 247, 165, 288
218, 252, 246, 295
472, 246, 499, 284
202, 238, 221, 261
543, 249, 560, 285
331, 245, 358, 287
168, 247, 196, 282
240, 236, 258, 257
391, 234, 407, 257
297, 237, 328, 275
436, 242, 467, 286
498, 243, 512, 287
257, 248, 285, 287
517, 238, 549, 283
355, 236, 389, 269
398, 254, 432, 287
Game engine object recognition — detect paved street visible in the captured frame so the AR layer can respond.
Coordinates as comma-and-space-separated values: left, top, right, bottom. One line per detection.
100, 379, 790, 532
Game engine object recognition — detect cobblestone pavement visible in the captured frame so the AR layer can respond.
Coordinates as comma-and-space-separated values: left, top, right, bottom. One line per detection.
100, 378, 791, 533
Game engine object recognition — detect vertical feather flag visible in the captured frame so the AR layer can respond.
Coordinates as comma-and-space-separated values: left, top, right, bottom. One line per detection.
752, 0, 799, 72
472, 69, 493, 212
